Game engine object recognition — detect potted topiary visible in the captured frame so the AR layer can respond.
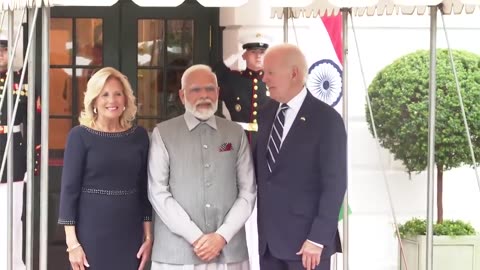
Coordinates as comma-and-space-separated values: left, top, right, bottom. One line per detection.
366, 49, 480, 270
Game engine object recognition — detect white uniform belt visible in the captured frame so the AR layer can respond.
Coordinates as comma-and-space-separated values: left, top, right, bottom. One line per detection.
0, 125, 21, 134
235, 122, 258, 132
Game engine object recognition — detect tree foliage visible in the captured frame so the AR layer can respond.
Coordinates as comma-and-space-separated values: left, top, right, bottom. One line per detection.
366, 49, 480, 174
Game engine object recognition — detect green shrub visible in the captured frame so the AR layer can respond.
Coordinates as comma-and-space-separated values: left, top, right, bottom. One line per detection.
399, 218, 476, 238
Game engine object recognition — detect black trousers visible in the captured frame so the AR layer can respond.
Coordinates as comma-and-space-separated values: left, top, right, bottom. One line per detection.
260, 247, 331, 270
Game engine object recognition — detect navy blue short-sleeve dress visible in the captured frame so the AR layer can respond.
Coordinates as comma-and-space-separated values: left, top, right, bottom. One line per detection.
58, 125, 152, 270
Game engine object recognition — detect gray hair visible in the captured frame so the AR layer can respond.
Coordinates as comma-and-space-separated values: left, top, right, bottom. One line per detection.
181, 64, 218, 89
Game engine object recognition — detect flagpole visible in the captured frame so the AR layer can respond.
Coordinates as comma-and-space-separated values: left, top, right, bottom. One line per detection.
426, 6, 437, 270
341, 7, 350, 270
26, 8, 39, 270
283, 7, 288, 43
7, 10, 14, 270
39, 6, 50, 270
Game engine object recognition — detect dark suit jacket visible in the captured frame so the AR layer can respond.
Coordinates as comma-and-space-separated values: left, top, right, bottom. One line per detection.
254, 90, 347, 261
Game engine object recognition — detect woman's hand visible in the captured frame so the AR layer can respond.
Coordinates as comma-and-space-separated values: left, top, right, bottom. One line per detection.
136, 238, 153, 270
68, 245, 89, 270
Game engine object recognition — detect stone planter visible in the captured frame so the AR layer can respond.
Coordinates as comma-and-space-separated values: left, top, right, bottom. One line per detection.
399, 235, 480, 270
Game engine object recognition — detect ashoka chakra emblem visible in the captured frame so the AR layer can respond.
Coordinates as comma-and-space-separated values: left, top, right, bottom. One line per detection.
307, 59, 343, 107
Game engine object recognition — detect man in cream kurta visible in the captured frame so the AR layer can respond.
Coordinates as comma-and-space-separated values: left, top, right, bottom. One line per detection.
148, 64, 256, 270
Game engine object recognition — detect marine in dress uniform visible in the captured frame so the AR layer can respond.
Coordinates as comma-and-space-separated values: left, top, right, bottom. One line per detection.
214, 32, 273, 143
0, 35, 41, 270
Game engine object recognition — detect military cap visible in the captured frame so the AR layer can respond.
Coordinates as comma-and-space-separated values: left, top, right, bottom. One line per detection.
240, 32, 272, 50
0, 32, 7, 48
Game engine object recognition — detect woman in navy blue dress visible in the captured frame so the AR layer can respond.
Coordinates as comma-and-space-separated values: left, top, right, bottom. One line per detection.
58, 67, 152, 270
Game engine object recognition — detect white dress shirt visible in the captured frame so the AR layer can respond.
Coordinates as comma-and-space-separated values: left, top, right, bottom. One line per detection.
279, 87, 308, 147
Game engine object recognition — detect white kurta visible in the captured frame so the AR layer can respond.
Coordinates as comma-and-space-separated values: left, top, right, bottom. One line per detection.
245, 202, 259, 270
151, 260, 249, 270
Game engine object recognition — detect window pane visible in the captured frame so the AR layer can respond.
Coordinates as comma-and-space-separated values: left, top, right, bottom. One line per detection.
138, 19, 164, 67
167, 20, 193, 66
49, 119, 72, 157
50, 68, 72, 116
50, 18, 72, 65
137, 69, 163, 117
76, 68, 98, 114
166, 68, 185, 119
76, 18, 103, 67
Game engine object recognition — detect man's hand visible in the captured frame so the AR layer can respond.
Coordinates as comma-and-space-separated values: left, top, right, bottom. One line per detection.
193, 233, 226, 262
296, 240, 323, 270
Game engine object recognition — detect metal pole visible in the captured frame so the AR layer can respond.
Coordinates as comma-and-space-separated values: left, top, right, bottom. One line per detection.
0, 10, 24, 115
6, 10, 14, 270
440, 13, 480, 193
341, 8, 349, 270
283, 7, 288, 43
26, 8, 39, 270
39, 6, 50, 270
0, 12, 5, 32
426, 6, 437, 270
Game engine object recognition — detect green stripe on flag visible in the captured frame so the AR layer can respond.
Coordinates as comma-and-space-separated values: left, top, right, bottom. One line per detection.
338, 205, 352, 221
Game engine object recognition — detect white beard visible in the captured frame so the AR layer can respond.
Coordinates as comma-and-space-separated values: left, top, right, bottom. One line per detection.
185, 98, 218, 121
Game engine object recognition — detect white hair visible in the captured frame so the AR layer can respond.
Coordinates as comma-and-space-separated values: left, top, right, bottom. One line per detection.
265, 43, 308, 83
181, 64, 218, 89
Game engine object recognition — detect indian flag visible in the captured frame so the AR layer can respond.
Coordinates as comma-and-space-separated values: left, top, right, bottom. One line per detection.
304, 14, 344, 113
300, 14, 350, 222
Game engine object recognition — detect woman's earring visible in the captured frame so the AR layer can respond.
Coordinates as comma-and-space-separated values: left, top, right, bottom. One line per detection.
123, 106, 126, 111
93, 107, 97, 114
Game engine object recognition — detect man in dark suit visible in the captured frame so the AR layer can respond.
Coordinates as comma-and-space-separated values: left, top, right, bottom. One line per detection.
254, 44, 347, 270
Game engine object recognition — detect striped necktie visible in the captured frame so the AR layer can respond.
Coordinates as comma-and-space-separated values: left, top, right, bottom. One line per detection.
266, 103, 289, 172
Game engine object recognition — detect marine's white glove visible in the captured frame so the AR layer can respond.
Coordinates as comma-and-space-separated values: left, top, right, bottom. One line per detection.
223, 50, 244, 68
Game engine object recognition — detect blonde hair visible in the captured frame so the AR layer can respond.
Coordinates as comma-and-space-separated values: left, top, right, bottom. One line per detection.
79, 67, 137, 128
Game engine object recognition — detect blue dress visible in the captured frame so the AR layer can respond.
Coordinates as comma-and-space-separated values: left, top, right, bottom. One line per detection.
58, 125, 152, 270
